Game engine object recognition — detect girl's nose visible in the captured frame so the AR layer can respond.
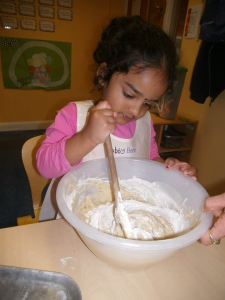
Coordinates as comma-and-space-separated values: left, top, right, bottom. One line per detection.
129, 102, 142, 117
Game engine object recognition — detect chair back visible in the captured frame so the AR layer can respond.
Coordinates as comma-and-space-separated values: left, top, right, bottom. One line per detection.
22, 135, 50, 208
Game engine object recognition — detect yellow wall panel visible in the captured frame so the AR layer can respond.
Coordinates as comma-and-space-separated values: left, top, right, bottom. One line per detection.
0, 0, 126, 122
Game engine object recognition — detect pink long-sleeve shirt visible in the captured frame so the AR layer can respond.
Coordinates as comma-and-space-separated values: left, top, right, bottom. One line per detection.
36, 102, 160, 179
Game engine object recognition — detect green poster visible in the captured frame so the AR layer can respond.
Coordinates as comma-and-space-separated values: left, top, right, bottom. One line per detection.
0, 37, 71, 90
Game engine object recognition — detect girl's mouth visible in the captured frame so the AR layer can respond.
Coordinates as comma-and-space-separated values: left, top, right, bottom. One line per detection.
122, 114, 133, 121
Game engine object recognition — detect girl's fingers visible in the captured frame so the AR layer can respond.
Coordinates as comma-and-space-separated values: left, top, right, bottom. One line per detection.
165, 158, 177, 169
107, 124, 117, 135
165, 158, 198, 178
165, 159, 189, 170
202, 193, 225, 213
92, 101, 117, 119
94, 100, 112, 110
103, 115, 117, 124
92, 108, 114, 118
177, 163, 198, 176
183, 167, 198, 177
84, 101, 117, 145
200, 213, 225, 245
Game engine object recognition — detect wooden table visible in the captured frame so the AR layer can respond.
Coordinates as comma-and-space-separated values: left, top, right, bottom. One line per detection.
0, 219, 225, 300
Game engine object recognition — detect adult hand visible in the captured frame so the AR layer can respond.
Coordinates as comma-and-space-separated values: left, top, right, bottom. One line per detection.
165, 158, 198, 180
201, 193, 225, 245
83, 100, 117, 145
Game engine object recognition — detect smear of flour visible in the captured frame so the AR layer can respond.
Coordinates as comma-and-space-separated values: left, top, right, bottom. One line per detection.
60, 257, 76, 269
69, 177, 196, 240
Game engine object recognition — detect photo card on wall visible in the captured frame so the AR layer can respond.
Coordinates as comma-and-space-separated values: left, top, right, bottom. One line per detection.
58, 9, 72, 21
39, 20, 55, 32
1, 16, 19, 29
19, 4, 36, 17
39, 6, 55, 19
38, 0, 54, 6
20, 18, 37, 31
0, 1, 17, 15
18, 0, 35, 4
57, 0, 73, 9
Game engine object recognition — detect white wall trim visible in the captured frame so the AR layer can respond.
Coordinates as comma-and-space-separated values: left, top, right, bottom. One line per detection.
0, 121, 53, 132
163, 0, 175, 35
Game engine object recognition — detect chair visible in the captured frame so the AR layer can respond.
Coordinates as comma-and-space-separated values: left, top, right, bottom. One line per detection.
22, 135, 50, 209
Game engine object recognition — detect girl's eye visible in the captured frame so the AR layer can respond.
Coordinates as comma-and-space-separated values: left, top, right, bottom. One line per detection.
144, 102, 151, 108
123, 91, 134, 99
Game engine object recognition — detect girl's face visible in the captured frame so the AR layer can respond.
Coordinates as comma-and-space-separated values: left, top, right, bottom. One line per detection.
101, 67, 168, 125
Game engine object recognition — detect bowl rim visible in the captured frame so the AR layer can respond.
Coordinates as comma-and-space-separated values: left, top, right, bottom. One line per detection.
56, 158, 213, 251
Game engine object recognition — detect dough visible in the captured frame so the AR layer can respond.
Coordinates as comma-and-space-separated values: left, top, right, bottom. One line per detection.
71, 177, 196, 240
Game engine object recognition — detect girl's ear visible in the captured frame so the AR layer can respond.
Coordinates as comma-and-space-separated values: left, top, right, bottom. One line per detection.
97, 62, 107, 87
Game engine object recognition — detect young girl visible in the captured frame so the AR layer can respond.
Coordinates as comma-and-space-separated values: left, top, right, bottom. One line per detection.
37, 16, 197, 221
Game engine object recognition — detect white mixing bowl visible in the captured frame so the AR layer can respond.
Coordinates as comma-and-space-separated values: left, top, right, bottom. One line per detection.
56, 158, 212, 270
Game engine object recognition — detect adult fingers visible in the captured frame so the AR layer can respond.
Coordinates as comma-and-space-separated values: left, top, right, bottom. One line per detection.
213, 209, 223, 218
202, 193, 225, 213
200, 213, 225, 245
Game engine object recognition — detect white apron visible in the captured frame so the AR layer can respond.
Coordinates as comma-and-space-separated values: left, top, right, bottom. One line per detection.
39, 101, 151, 221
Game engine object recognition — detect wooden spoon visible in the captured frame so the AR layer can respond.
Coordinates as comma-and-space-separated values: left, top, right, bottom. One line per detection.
105, 135, 133, 239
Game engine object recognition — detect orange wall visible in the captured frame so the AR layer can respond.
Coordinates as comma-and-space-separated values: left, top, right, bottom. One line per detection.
0, 0, 126, 122
178, 0, 225, 196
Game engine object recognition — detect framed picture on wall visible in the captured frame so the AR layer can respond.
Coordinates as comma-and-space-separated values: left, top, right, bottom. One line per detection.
0, 37, 71, 90
184, 4, 203, 39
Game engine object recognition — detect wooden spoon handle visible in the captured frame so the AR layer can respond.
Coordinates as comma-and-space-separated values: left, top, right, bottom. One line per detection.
105, 136, 133, 239
105, 135, 121, 207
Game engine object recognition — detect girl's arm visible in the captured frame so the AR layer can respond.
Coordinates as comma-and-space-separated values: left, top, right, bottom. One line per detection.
150, 120, 164, 163
37, 101, 116, 179
152, 156, 164, 163
65, 101, 116, 165
36, 103, 81, 178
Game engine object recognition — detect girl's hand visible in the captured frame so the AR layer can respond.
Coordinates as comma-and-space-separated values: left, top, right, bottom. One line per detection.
83, 100, 117, 145
200, 193, 225, 245
165, 157, 198, 180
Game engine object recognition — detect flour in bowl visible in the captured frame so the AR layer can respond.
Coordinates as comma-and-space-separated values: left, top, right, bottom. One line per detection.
70, 177, 195, 240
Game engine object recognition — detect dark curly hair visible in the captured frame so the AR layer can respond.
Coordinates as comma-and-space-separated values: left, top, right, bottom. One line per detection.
93, 16, 177, 92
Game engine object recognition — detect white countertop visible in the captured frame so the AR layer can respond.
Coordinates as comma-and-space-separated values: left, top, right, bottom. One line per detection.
0, 219, 225, 300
